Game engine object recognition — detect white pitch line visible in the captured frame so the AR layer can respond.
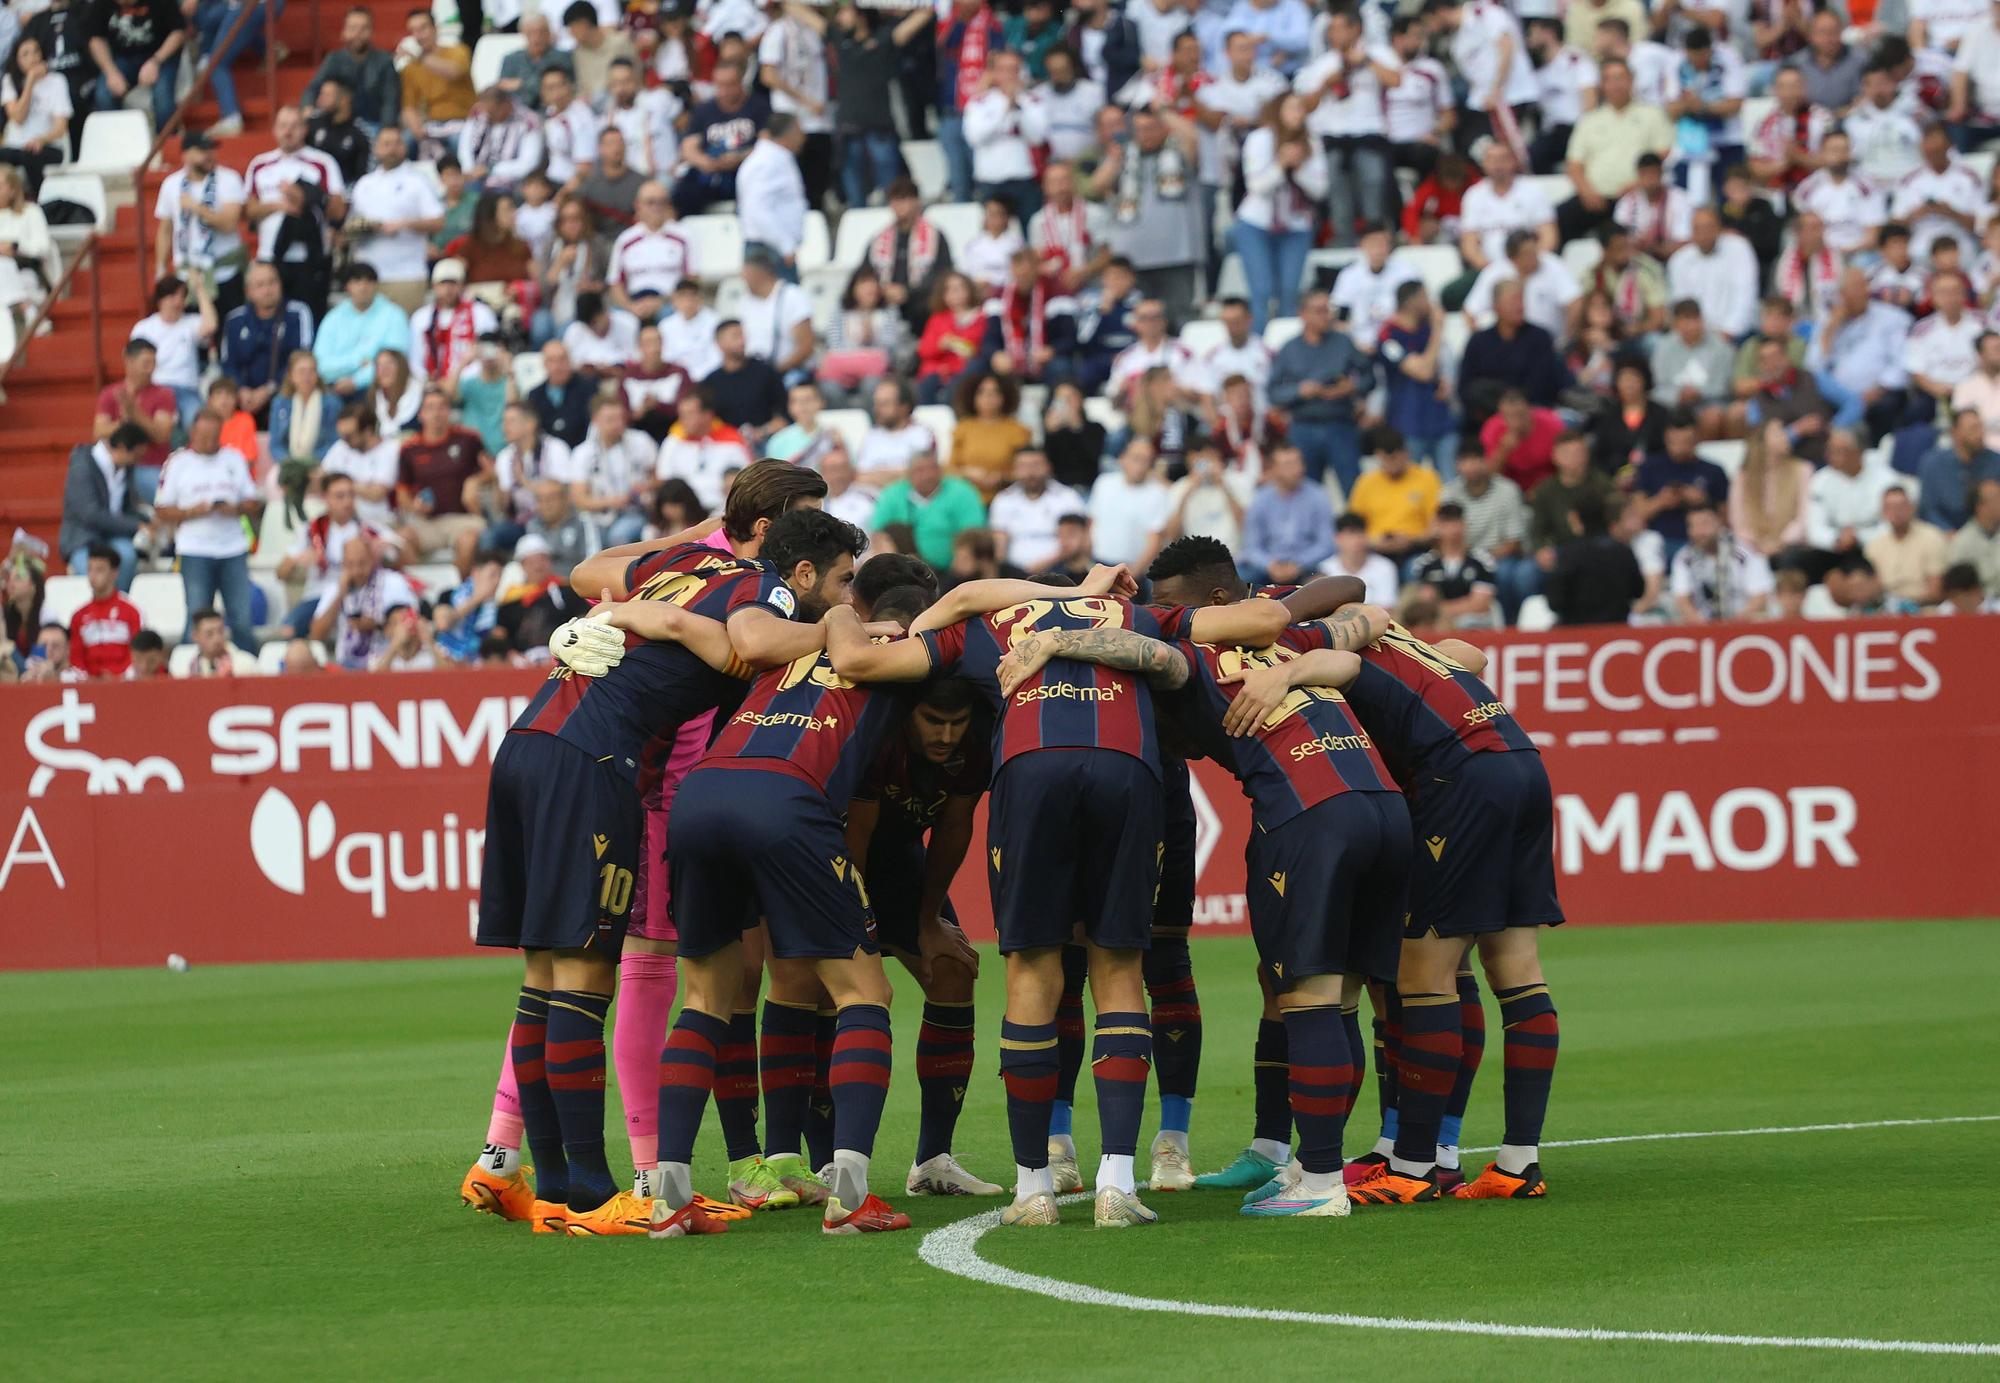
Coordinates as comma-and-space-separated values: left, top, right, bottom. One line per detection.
917, 1115, 2000, 1358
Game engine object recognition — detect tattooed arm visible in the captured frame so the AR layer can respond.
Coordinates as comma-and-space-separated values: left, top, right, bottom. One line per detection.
1215, 649, 1363, 738
997, 628, 1191, 698
1301, 602, 1392, 652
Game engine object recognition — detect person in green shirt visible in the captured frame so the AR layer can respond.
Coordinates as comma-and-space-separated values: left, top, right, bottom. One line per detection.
451, 334, 515, 454
1529, 429, 1617, 559
871, 449, 986, 568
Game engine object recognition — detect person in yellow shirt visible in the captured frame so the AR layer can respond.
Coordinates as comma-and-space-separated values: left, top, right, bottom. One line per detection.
399, 11, 475, 159
1345, 425, 1442, 561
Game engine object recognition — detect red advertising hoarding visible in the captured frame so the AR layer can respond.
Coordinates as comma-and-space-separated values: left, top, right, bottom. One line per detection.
2, 617, 1995, 971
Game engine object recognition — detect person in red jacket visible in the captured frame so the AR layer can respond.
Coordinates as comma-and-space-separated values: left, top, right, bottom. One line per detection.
67, 545, 145, 679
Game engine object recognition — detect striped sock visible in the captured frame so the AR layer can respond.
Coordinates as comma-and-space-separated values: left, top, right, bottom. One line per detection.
759, 1000, 819, 1159
1375, 986, 1402, 1147
915, 1000, 976, 1165
1054, 946, 1088, 1106
657, 1008, 728, 1168
1091, 1012, 1153, 1159
544, 989, 615, 1213
510, 986, 566, 1205
1252, 1017, 1291, 1147
1391, 992, 1462, 1171
829, 1004, 893, 1159
1338, 1001, 1366, 1124
1145, 936, 1201, 1138
1442, 968, 1486, 1152
1283, 1005, 1354, 1176
714, 1010, 760, 1162
805, 1008, 836, 1170
999, 1019, 1058, 1170
1496, 983, 1560, 1164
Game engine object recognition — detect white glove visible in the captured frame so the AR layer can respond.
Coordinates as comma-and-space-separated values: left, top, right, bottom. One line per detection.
548, 611, 628, 678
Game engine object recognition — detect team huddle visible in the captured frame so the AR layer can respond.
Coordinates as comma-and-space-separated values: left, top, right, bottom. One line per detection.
456, 457, 1563, 1237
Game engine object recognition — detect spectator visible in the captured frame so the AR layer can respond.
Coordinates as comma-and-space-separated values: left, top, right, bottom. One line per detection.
1772, 211, 1841, 322
311, 535, 420, 670
409, 259, 499, 390
1346, 425, 1441, 561
1071, 257, 1145, 396
1459, 281, 1570, 429
816, 452, 877, 533
1667, 209, 1761, 343
560, 0, 638, 102
1426, 0, 1539, 153
1465, 229, 1583, 343
1889, 125, 1982, 268
1728, 297, 1806, 422
1296, 8, 1401, 248
655, 386, 753, 512
1545, 489, 1646, 625
1164, 437, 1255, 551
450, 333, 515, 456
219, 262, 314, 422
1863, 484, 1949, 606
964, 53, 1048, 221
1189, 298, 1272, 412
1745, 335, 1834, 464
1952, 333, 2000, 452
1730, 421, 1813, 565
369, 348, 422, 437
1377, 282, 1457, 476
1559, 58, 1674, 243
1094, 106, 1206, 324
1043, 381, 1110, 492
576, 128, 645, 240
60, 422, 150, 590
603, 183, 691, 326
1786, 9, 1867, 112
822, 265, 908, 404
93, 338, 176, 497
1088, 438, 1172, 569
871, 449, 987, 568
1650, 300, 1737, 435
1456, 140, 1556, 286
673, 59, 770, 216
622, 324, 696, 440
274, 470, 395, 635
1530, 427, 1616, 562
369, 605, 442, 672
308, 75, 374, 187
485, 400, 572, 549
0, 166, 55, 332
316, 264, 415, 399
1905, 274, 1986, 415
1611, 153, 1691, 262
538, 67, 600, 196
1748, 66, 1832, 194
1806, 428, 1897, 573
1946, 478, 2000, 595
399, 10, 475, 159
87, 0, 181, 130
529, 341, 595, 450
977, 248, 1077, 387
1792, 134, 1884, 261
1228, 92, 1326, 331
764, 381, 846, 470
942, 524, 1025, 586
1670, 502, 1774, 622
429, 156, 479, 255
306, 6, 404, 133
269, 351, 343, 518
126, 629, 170, 679
1268, 289, 1370, 491
1807, 267, 1912, 441
1408, 503, 1498, 627
3, 548, 44, 664
737, 114, 810, 276
445, 192, 535, 289
1587, 225, 1667, 338
1818, 552, 1896, 619
1636, 410, 1731, 552
128, 275, 214, 430
1029, 161, 1113, 295
949, 371, 1033, 500
21, 0, 97, 144
737, 249, 817, 384
246, 106, 348, 236
524, 477, 600, 578
1242, 443, 1334, 585
1919, 409, 2000, 531
987, 448, 1084, 572
1331, 226, 1420, 357
1387, 14, 1459, 178
561, 290, 641, 378
1717, 161, 1784, 274
701, 318, 788, 442
1106, 297, 1199, 405
566, 394, 654, 544
1044, 512, 1100, 583
397, 386, 490, 563
1937, 562, 1999, 614
854, 380, 935, 486
826, 5, 930, 209
1442, 448, 1533, 617
1319, 509, 1399, 603
1595, 357, 1672, 474
1847, 61, 1923, 186
179, 608, 260, 676
1480, 387, 1565, 492
1125, 364, 1203, 476
959, 194, 1026, 295
207, 376, 259, 460
154, 409, 260, 651
645, 279, 718, 384
433, 549, 505, 661
0, 35, 72, 198
66, 545, 142, 678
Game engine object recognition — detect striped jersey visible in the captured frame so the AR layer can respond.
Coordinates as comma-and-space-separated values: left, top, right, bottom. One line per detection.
920, 596, 1165, 777
512, 542, 789, 788
1325, 621, 1537, 785
699, 650, 915, 810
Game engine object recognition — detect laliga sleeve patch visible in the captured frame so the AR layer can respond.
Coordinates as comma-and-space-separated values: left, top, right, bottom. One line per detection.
768, 586, 798, 618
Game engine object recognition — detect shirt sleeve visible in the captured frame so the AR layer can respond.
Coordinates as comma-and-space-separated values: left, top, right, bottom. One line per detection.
917, 621, 967, 675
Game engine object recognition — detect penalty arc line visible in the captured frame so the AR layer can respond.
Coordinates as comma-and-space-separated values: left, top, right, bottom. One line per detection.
916, 1114, 2000, 1358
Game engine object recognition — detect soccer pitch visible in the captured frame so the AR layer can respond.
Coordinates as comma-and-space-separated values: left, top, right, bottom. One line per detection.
8, 921, 1998, 1380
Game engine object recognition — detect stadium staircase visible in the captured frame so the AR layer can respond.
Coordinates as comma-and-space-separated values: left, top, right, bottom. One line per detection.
0, 0, 414, 567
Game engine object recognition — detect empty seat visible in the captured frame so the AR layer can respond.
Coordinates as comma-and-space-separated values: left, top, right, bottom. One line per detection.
41, 574, 91, 626
831, 206, 895, 271
1398, 244, 1463, 299
920, 203, 987, 255
1263, 316, 1303, 350
681, 213, 744, 281
130, 572, 189, 642
1697, 439, 1747, 476
1515, 594, 1557, 633
40, 173, 110, 235
70, 110, 153, 182
469, 33, 527, 93
797, 211, 832, 273
911, 404, 956, 465
511, 349, 547, 394
901, 140, 947, 202
800, 265, 847, 336
820, 407, 871, 454
1178, 319, 1227, 356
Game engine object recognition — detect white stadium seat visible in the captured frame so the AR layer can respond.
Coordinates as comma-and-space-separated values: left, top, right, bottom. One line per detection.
130, 572, 188, 643
1523, 173, 1575, 208
1562, 235, 1604, 282
1515, 594, 1557, 633
832, 207, 894, 271
1214, 253, 1248, 301
912, 405, 956, 464
40, 173, 110, 234
1083, 396, 1126, 435
820, 407, 871, 454
681, 213, 744, 281
258, 638, 326, 674
511, 349, 547, 394
1263, 316, 1303, 350
797, 211, 832, 273
41, 575, 90, 626
1698, 440, 1747, 477
1398, 244, 1463, 299
800, 265, 847, 335
1178, 319, 1227, 356
921, 203, 987, 255
901, 140, 948, 202
70, 110, 152, 183
713, 277, 750, 321
1739, 97, 1775, 147
470, 34, 527, 93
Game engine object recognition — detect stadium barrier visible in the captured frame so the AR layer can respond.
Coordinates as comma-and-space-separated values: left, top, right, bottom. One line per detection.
2, 615, 1995, 971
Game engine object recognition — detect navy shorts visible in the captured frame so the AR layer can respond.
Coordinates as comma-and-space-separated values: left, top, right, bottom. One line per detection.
863, 831, 961, 956
987, 749, 1164, 955
1246, 792, 1411, 992
1406, 750, 1565, 939
476, 732, 640, 953
1154, 756, 1197, 937
667, 765, 878, 961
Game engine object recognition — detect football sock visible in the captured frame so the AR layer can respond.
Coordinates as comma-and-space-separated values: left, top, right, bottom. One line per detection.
509, 987, 566, 1204
1298, 1167, 1344, 1196
612, 951, 677, 1170
1496, 982, 1560, 1172
999, 1019, 1059, 1172
1252, 1017, 1291, 1148
1390, 992, 1461, 1174
805, 1007, 837, 1169
1338, 1001, 1365, 1128
915, 1000, 976, 1164
831, 1149, 872, 1209
657, 1008, 729, 1200
1096, 1152, 1137, 1195
1054, 946, 1088, 1106
485, 1038, 523, 1153
1283, 1004, 1353, 1176
828, 1003, 893, 1161
1144, 936, 1201, 1139
545, 989, 616, 1213
476, 1144, 520, 1177
714, 1009, 761, 1162
1091, 1011, 1153, 1160
1375, 985, 1402, 1152
758, 999, 819, 1159
1441, 967, 1485, 1156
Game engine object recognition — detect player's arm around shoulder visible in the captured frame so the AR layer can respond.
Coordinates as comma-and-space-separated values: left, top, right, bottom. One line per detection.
1184, 595, 1292, 647
1432, 637, 1488, 675
727, 602, 828, 670
995, 627, 1191, 698
825, 604, 936, 682
907, 562, 1137, 634
1216, 648, 1363, 739
567, 517, 728, 600
600, 601, 746, 673
1280, 573, 1367, 622
1295, 602, 1393, 651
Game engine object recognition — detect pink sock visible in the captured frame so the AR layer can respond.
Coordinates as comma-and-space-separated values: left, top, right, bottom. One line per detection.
486, 1037, 524, 1150
615, 951, 680, 1169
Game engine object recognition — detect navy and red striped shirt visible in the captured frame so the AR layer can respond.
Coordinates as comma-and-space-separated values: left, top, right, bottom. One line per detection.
1175, 634, 1398, 827
1319, 621, 1538, 785
512, 542, 795, 788
920, 595, 1165, 778
854, 726, 991, 838
699, 650, 917, 810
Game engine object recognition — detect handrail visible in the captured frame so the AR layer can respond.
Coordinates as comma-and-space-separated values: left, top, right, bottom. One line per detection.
0, 231, 101, 388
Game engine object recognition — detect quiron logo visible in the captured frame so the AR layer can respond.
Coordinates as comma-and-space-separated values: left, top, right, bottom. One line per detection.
249, 788, 485, 919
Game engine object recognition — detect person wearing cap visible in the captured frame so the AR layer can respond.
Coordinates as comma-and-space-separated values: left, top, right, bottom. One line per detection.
154, 131, 249, 320
736, 112, 808, 280
494, 527, 589, 652
458, 84, 544, 195
408, 258, 500, 387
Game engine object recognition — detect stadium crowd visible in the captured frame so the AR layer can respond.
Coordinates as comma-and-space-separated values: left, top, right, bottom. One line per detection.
10, 0, 2000, 684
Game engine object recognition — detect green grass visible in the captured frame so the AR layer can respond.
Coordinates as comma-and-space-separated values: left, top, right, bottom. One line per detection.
6, 922, 2000, 1380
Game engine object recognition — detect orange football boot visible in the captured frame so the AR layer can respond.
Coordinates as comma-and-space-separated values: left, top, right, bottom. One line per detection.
564, 1192, 655, 1236
1346, 1168, 1441, 1205
1453, 1162, 1546, 1199
460, 1162, 536, 1221
531, 1200, 572, 1234
689, 1193, 752, 1222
